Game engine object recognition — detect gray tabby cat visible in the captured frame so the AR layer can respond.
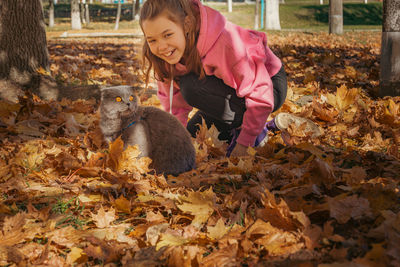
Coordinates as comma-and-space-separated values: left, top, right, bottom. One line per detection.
99, 86, 196, 176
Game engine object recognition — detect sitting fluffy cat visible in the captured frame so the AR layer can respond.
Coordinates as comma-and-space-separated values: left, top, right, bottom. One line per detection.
99, 86, 195, 176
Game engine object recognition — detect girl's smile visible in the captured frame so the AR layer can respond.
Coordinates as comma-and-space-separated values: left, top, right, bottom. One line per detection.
142, 14, 186, 65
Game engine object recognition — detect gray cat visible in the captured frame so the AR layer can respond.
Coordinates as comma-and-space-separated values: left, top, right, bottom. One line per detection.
99, 86, 196, 176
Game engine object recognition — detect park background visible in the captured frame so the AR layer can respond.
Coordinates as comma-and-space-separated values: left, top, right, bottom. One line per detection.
0, 0, 399, 266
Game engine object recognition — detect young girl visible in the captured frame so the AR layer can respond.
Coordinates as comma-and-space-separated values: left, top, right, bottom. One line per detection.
139, 0, 319, 157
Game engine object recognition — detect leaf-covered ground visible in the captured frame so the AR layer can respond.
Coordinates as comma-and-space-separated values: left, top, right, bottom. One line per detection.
1, 32, 399, 266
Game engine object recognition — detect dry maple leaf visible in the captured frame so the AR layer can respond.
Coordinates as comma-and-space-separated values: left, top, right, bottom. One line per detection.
91, 206, 116, 228
156, 233, 190, 251
107, 136, 124, 170
66, 247, 87, 265
200, 241, 238, 267
177, 187, 216, 229
256, 189, 310, 232
335, 84, 358, 111
0, 213, 27, 247
114, 195, 131, 213
328, 194, 372, 224
207, 218, 230, 240
117, 145, 152, 174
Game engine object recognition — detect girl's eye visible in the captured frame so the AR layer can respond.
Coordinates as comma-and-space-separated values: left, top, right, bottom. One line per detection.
148, 39, 155, 44
115, 97, 122, 102
165, 33, 173, 38
129, 95, 134, 101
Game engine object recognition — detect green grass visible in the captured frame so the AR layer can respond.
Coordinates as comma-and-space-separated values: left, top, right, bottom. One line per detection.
44, 1, 383, 33
207, 1, 382, 31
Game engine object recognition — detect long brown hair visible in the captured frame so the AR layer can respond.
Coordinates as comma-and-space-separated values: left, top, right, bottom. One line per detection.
139, 0, 204, 84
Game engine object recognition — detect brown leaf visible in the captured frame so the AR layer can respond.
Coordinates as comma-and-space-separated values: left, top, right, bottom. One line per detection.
0, 213, 26, 247
328, 194, 372, 224
84, 236, 120, 263
107, 136, 124, 170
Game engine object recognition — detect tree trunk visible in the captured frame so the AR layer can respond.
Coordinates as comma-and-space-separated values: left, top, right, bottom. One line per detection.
0, 0, 58, 102
380, 0, 400, 96
227, 0, 233, 13
71, 0, 82, 30
132, 0, 140, 21
329, 0, 343, 34
265, 0, 281, 30
85, 2, 90, 26
115, 0, 122, 30
255, 0, 260, 29
48, 0, 55, 27
80, 1, 86, 25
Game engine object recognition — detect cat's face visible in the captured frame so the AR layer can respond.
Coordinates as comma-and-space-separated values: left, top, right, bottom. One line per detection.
100, 86, 138, 116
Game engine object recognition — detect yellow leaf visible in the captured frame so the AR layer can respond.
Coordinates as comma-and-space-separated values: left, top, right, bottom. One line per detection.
336, 85, 358, 111
67, 247, 87, 264
36, 66, 51, 76
247, 146, 257, 156
117, 145, 152, 174
108, 136, 124, 170
156, 233, 189, 251
115, 195, 131, 213
177, 187, 215, 228
78, 194, 102, 203
207, 218, 229, 240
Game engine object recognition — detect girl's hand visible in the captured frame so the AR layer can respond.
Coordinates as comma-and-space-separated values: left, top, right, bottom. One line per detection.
229, 143, 249, 157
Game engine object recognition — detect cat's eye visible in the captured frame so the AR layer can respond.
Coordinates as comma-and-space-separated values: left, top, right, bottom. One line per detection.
115, 97, 122, 102
129, 95, 134, 101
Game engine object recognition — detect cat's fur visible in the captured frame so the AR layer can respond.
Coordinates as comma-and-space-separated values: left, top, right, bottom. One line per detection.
99, 86, 196, 176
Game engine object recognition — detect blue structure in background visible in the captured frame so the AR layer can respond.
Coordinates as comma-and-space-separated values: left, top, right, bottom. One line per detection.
261, 0, 264, 29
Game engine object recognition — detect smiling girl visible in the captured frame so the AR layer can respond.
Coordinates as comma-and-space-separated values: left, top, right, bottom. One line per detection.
140, 0, 319, 157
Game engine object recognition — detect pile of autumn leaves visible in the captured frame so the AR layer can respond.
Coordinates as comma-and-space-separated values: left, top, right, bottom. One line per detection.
0, 32, 399, 266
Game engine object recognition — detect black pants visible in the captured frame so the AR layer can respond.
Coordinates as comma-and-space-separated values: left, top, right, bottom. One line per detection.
179, 65, 287, 141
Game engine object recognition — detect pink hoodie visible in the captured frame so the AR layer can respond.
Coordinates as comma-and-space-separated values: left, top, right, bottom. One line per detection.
157, 0, 282, 146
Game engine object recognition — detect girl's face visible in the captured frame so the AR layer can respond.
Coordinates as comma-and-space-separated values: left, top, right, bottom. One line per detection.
142, 14, 187, 65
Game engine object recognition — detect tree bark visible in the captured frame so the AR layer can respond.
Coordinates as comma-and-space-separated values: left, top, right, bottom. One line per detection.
265, 0, 281, 30
85, 2, 90, 26
115, 0, 122, 30
80, 1, 86, 25
71, 0, 82, 30
380, 0, 400, 96
329, 0, 343, 34
0, 0, 58, 102
132, 0, 140, 21
227, 0, 233, 13
48, 0, 55, 27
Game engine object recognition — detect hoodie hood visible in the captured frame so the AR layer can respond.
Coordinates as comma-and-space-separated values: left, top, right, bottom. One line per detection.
193, 0, 226, 58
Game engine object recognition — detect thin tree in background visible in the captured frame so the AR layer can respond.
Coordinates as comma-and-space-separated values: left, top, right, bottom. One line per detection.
48, 0, 55, 27
85, 0, 90, 26
80, 0, 86, 24
329, 0, 343, 34
227, 0, 232, 13
255, 0, 260, 30
71, 0, 82, 30
115, 0, 122, 30
380, 0, 400, 96
132, 0, 140, 21
265, 0, 281, 30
